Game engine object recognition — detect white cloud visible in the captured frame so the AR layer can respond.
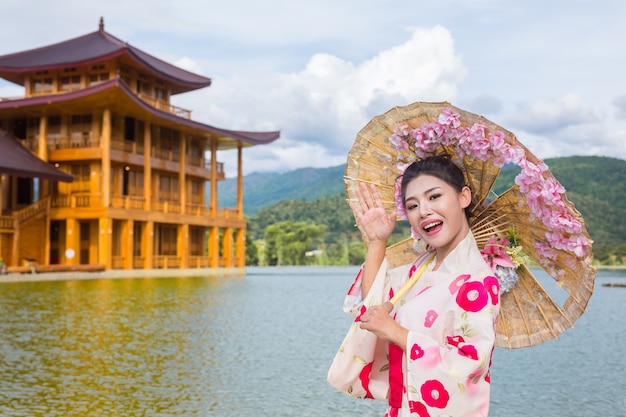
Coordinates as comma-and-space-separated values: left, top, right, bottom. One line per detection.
506, 94, 600, 134
177, 26, 467, 173
613, 95, 626, 120
1, 0, 626, 172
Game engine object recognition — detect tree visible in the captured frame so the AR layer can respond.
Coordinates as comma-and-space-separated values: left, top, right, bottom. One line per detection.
263, 221, 326, 266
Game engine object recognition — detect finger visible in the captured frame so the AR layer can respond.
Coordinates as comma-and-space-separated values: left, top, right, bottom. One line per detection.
360, 183, 376, 208
383, 301, 394, 313
354, 184, 368, 210
348, 200, 363, 220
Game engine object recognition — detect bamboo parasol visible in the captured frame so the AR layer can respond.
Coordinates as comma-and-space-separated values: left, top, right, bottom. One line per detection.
345, 101, 596, 349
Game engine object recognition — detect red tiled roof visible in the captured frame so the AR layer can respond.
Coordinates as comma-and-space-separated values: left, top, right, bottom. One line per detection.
0, 130, 73, 182
0, 19, 212, 94
0, 78, 280, 149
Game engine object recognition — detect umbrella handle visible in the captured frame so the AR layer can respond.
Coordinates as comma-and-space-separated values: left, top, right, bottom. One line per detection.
389, 255, 435, 305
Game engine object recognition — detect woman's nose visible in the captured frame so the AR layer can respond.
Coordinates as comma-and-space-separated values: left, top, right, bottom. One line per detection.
418, 201, 431, 217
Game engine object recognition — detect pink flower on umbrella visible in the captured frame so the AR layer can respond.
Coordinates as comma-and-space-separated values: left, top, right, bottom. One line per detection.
480, 235, 515, 271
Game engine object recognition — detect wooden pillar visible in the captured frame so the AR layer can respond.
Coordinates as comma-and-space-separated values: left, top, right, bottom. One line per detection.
179, 135, 186, 214
65, 218, 79, 265
144, 123, 152, 211
178, 224, 188, 268
222, 227, 233, 267
37, 117, 48, 201
37, 116, 48, 161
98, 217, 111, 268
208, 226, 219, 267
43, 212, 51, 265
235, 143, 246, 267
209, 140, 217, 216
101, 109, 112, 207
237, 143, 243, 218
0, 174, 4, 216
0, 176, 3, 263
145, 221, 154, 269
236, 228, 245, 267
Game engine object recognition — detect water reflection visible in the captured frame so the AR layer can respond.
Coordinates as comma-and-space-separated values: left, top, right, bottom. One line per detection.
1, 268, 624, 416
0, 276, 248, 416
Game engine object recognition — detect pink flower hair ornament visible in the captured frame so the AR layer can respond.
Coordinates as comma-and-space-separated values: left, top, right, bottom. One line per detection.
389, 108, 590, 293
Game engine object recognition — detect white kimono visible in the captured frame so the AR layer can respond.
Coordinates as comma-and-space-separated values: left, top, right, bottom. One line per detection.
328, 233, 499, 417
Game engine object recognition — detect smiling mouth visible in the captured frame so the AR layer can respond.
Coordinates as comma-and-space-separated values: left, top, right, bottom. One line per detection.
423, 221, 442, 232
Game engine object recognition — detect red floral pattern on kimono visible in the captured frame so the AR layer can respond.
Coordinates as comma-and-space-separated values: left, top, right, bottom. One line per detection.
329, 233, 499, 417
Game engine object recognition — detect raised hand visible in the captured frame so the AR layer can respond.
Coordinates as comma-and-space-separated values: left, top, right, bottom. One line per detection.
349, 182, 397, 245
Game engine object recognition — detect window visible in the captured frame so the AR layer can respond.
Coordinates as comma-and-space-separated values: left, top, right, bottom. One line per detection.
158, 175, 179, 202
188, 179, 204, 204
124, 117, 136, 141
89, 64, 109, 86
190, 227, 205, 256
70, 114, 92, 133
120, 66, 132, 87
60, 75, 81, 91
32, 75, 53, 93
88, 72, 109, 85
123, 169, 144, 197
156, 224, 177, 256
70, 164, 91, 193
48, 116, 61, 136
155, 79, 168, 101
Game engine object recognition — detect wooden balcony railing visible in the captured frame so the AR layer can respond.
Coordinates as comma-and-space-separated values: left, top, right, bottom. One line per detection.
137, 93, 191, 119
151, 200, 182, 213
15, 196, 51, 224
19, 135, 223, 175
49, 193, 237, 218
188, 256, 210, 268
111, 256, 125, 269
51, 194, 103, 208
133, 257, 145, 269
153, 255, 180, 268
185, 203, 211, 216
47, 133, 100, 150
111, 195, 146, 210
111, 138, 144, 155
0, 216, 14, 230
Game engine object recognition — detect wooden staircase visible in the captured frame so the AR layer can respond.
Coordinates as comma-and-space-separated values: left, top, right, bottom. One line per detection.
10, 196, 51, 266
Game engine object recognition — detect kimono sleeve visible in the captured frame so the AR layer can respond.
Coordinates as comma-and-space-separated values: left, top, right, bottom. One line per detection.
343, 258, 411, 316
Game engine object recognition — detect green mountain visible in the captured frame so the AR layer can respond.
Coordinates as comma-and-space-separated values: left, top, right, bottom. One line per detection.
218, 165, 345, 214
221, 156, 626, 264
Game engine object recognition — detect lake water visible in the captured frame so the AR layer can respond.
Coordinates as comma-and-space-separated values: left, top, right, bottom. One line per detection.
0, 267, 624, 417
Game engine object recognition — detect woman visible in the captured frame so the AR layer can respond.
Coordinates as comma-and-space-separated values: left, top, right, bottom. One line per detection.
333, 155, 499, 417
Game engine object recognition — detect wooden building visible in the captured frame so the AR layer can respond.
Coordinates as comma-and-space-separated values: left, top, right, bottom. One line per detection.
0, 18, 280, 271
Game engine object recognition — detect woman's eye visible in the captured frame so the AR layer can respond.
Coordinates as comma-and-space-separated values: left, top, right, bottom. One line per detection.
429, 193, 441, 200
406, 204, 418, 211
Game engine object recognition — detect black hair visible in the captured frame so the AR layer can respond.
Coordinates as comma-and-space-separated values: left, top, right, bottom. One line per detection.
400, 154, 473, 222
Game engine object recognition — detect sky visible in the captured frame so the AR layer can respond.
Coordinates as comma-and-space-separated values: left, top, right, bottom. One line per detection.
1, 0, 625, 177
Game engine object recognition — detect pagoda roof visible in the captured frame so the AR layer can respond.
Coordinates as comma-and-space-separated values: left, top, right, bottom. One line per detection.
0, 129, 73, 182
0, 77, 280, 150
0, 18, 212, 94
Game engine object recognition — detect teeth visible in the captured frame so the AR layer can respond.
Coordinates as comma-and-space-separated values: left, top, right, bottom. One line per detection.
424, 221, 442, 231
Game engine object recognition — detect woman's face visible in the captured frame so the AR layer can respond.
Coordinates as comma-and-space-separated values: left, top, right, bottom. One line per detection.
404, 174, 471, 260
